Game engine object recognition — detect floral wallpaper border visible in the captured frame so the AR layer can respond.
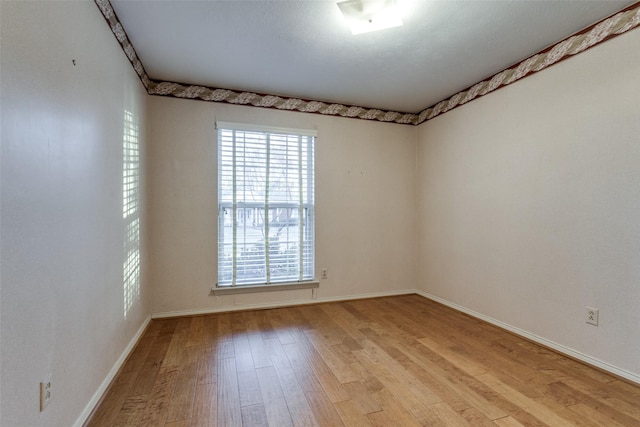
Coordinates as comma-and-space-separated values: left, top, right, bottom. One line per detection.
95, 0, 640, 125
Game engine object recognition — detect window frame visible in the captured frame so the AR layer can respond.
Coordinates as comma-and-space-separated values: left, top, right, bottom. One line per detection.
214, 121, 317, 293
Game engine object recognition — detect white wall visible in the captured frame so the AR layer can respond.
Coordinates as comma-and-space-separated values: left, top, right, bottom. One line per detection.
148, 96, 417, 315
417, 28, 640, 380
3, 2, 637, 425
1, 2, 150, 426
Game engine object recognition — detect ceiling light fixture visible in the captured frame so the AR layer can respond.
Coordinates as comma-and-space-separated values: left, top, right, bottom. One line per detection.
337, 0, 403, 35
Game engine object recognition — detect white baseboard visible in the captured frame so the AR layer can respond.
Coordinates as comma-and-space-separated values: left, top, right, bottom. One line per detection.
74, 315, 152, 427
151, 288, 417, 319
415, 290, 640, 386
77, 288, 638, 427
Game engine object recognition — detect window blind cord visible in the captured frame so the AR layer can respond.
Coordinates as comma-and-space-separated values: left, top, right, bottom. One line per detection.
264, 134, 271, 284
231, 129, 238, 286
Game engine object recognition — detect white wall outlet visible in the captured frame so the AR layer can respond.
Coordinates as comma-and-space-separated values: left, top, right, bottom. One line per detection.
40, 374, 52, 411
586, 307, 599, 326
321, 268, 328, 279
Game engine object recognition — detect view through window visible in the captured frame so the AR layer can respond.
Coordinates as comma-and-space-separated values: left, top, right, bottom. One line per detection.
217, 123, 315, 287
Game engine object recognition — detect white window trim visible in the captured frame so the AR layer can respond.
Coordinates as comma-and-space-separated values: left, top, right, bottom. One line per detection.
216, 121, 316, 290
216, 121, 317, 137
211, 280, 319, 295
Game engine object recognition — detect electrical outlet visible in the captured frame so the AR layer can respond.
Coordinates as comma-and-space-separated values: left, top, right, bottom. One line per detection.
321, 268, 328, 279
40, 374, 52, 411
586, 307, 599, 326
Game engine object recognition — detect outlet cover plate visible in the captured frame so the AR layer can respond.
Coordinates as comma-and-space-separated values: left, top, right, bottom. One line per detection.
40, 374, 52, 411
586, 307, 599, 326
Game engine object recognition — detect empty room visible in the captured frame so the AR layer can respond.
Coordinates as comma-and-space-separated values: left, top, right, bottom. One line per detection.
1, 0, 639, 426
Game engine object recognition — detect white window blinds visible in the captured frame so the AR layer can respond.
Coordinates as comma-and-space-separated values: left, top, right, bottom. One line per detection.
217, 122, 315, 286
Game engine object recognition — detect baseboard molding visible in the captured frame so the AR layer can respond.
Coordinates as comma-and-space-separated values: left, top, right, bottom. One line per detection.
74, 315, 152, 427
415, 290, 640, 386
151, 288, 418, 319
76, 289, 638, 426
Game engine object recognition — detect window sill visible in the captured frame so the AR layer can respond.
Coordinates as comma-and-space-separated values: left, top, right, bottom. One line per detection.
211, 280, 319, 296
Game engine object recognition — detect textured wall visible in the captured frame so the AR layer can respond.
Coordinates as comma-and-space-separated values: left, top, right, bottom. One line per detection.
1, 2, 150, 425
417, 28, 640, 380
147, 97, 417, 316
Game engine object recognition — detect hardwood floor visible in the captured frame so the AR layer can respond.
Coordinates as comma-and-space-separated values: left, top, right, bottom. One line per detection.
87, 295, 640, 426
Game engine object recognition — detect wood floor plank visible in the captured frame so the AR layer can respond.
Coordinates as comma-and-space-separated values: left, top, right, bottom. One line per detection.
305, 329, 360, 384
417, 335, 489, 377
87, 374, 137, 427
185, 316, 205, 348
164, 419, 191, 427
304, 390, 346, 427
330, 342, 360, 366
428, 401, 479, 426
130, 367, 160, 396
164, 318, 192, 364
254, 309, 279, 340
397, 340, 507, 422
137, 366, 180, 426
190, 382, 217, 427
141, 333, 173, 371
199, 314, 220, 345
360, 325, 504, 423
547, 380, 640, 425
456, 407, 501, 427
355, 336, 442, 406
566, 402, 628, 427
264, 337, 319, 427
240, 403, 269, 427
217, 357, 242, 427
610, 379, 640, 399
563, 378, 640, 419
297, 304, 350, 346
248, 334, 273, 369
165, 347, 199, 423
112, 395, 147, 426
341, 380, 381, 415
393, 333, 543, 425
319, 303, 370, 331
255, 366, 295, 427
347, 361, 385, 394
86, 295, 640, 427
197, 346, 217, 385
367, 388, 422, 427
281, 341, 339, 399
492, 416, 526, 427
233, 332, 256, 373
334, 398, 374, 427
216, 312, 234, 342
284, 335, 350, 403
237, 370, 263, 408
353, 344, 444, 424
120, 335, 157, 375
217, 339, 235, 359
266, 309, 298, 345
476, 372, 573, 426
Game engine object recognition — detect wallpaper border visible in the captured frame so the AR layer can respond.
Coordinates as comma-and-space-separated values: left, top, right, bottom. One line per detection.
95, 0, 152, 91
95, 0, 640, 126
416, 2, 640, 124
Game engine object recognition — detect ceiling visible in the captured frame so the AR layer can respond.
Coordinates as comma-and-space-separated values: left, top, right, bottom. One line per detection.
110, 0, 636, 114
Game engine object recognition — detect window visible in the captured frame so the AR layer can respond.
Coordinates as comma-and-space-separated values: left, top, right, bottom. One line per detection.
217, 122, 315, 287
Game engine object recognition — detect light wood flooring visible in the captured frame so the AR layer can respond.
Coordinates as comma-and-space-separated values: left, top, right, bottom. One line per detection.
87, 295, 640, 426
